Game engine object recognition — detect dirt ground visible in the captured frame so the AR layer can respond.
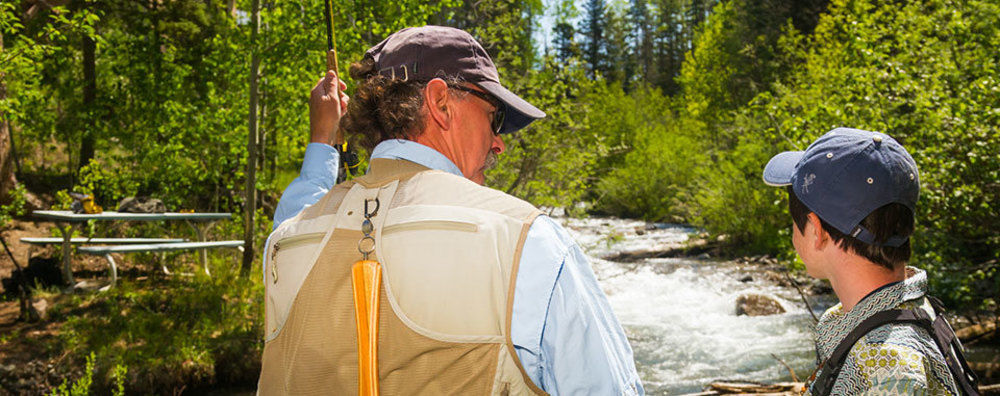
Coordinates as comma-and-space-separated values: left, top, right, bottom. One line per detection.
0, 219, 52, 293
0, 217, 156, 394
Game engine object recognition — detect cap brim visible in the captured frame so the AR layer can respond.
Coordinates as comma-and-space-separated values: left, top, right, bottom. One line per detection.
476, 81, 546, 134
762, 151, 804, 187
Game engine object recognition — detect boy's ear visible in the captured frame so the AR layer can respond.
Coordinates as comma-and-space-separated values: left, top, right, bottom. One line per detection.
807, 213, 828, 250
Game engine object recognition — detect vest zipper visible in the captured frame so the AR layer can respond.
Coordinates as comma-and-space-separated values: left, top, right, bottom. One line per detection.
274, 232, 326, 250
382, 220, 478, 234
270, 232, 326, 284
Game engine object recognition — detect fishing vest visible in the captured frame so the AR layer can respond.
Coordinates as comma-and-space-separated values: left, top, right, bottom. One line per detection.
258, 158, 546, 395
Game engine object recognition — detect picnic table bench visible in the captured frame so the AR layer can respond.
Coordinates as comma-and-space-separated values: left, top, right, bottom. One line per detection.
27, 210, 238, 288
21, 237, 188, 245
77, 241, 244, 287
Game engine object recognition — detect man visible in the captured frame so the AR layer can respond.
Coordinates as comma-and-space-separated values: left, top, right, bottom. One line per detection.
762, 128, 979, 395
259, 26, 643, 395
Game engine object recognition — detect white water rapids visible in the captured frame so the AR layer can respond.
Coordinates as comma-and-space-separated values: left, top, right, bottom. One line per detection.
557, 216, 828, 395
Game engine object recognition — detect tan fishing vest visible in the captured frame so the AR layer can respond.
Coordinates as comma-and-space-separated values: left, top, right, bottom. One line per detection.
258, 158, 546, 395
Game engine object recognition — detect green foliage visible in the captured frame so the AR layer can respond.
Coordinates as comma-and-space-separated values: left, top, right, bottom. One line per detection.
0, 183, 27, 225
54, 261, 262, 393
682, 0, 1000, 308
50, 352, 94, 396
487, 58, 604, 209
6, 0, 998, 390
590, 88, 706, 222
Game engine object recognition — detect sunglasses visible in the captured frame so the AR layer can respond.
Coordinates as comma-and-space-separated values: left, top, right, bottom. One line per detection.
450, 85, 506, 135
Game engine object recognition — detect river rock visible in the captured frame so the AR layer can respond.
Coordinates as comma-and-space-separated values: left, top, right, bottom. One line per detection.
736, 294, 786, 316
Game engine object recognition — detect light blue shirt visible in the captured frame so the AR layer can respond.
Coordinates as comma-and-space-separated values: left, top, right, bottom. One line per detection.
272, 143, 341, 231
270, 140, 643, 395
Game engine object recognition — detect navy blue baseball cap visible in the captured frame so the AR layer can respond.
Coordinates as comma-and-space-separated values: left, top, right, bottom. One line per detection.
762, 128, 920, 247
365, 25, 546, 134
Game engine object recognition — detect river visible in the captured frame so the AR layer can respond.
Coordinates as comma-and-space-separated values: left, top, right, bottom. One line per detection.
557, 216, 827, 395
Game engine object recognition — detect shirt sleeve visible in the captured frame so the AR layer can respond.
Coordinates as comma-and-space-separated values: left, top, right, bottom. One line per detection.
511, 215, 644, 395
272, 143, 339, 230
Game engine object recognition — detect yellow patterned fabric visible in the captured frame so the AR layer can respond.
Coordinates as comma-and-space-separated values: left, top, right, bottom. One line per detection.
805, 267, 961, 395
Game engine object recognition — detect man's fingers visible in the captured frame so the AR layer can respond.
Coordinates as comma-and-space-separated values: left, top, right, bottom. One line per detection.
311, 76, 326, 93
324, 71, 339, 93
312, 72, 346, 102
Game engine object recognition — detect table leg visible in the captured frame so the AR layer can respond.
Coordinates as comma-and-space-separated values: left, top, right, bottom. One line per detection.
58, 223, 76, 286
102, 253, 118, 290
186, 220, 212, 276
160, 252, 171, 275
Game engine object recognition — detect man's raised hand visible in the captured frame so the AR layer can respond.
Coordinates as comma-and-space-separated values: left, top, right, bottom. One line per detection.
309, 70, 349, 146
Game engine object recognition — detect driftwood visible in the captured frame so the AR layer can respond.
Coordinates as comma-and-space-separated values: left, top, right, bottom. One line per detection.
679, 381, 805, 395
599, 238, 718, 262
980, 383, 1000, 394
955, 318, 998, 343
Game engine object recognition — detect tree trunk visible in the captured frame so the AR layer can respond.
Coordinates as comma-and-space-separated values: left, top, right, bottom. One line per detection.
79, 31, 96, 172
242, 0, 261, 277
0, 30, 20, 204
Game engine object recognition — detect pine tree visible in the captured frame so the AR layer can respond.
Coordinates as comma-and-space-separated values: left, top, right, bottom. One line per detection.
552, 0, 580, 64
578, 0, 607, 79
604, 4, 635, 85
630, 0, 654, 85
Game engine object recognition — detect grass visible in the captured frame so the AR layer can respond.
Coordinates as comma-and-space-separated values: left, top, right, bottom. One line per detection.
43, 254, 263, 394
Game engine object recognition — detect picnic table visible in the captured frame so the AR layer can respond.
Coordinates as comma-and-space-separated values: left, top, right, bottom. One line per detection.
29, 210, 237, 288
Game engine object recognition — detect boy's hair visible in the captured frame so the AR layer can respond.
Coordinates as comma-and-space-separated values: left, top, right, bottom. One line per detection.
787, 187, 914, 270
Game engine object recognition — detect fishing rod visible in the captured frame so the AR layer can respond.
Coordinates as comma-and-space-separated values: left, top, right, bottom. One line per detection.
325, 8, 380, 392
324, 0, 358, 183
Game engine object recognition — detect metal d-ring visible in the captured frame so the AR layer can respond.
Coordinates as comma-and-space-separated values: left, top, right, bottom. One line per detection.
358, 235, 376, 259
364, 198, 380, 219
358, 197, 380, 260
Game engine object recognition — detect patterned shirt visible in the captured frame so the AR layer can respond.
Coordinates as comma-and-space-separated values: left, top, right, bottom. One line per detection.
807, 267, 961, 395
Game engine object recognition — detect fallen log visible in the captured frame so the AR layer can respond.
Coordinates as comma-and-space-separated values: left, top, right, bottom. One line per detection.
599, 238, 717, 262
980, 383, 1000, 395
955, 318, 998, 343
710, 381, 803, 394
678, 381, 805, 395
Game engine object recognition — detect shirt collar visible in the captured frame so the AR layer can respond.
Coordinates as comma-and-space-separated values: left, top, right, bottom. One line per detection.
814, 266, 928, 360
369, 139, 464, 178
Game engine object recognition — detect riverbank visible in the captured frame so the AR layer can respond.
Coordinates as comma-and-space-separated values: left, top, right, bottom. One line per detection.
1, 215, 996, 394
557, 216, 1000, 394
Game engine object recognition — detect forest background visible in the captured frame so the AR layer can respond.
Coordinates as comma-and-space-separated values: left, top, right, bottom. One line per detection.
0, 0, 997, 393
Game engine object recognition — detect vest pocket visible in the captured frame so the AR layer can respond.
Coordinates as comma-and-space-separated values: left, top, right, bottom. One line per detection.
265, 231, 328, 339
382, 220, 478, 234
269, 232, 325, 284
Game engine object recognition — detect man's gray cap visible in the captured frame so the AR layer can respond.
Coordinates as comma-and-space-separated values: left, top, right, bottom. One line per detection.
763, 127, 920, 247
365, 25, 546, 134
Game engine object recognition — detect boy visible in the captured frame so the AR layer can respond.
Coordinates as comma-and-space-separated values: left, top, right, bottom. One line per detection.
762, 127, 979, 395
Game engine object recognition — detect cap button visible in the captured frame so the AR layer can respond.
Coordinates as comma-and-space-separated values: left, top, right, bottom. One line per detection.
873, 135, 883, 143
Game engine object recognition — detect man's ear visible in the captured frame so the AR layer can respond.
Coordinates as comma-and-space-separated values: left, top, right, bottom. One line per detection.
807, 212, 828, 250
425, 79, 452, 131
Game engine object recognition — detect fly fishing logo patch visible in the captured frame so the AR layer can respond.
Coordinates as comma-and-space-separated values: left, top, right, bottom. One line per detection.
802, 173, 816, 194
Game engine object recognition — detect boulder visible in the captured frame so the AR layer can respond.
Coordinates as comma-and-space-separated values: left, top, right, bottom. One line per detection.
736, 294, 786, 316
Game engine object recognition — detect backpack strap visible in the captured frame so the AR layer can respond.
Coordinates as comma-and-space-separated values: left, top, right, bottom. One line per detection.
810, 306, 980, 396
924, 300, 981, 396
